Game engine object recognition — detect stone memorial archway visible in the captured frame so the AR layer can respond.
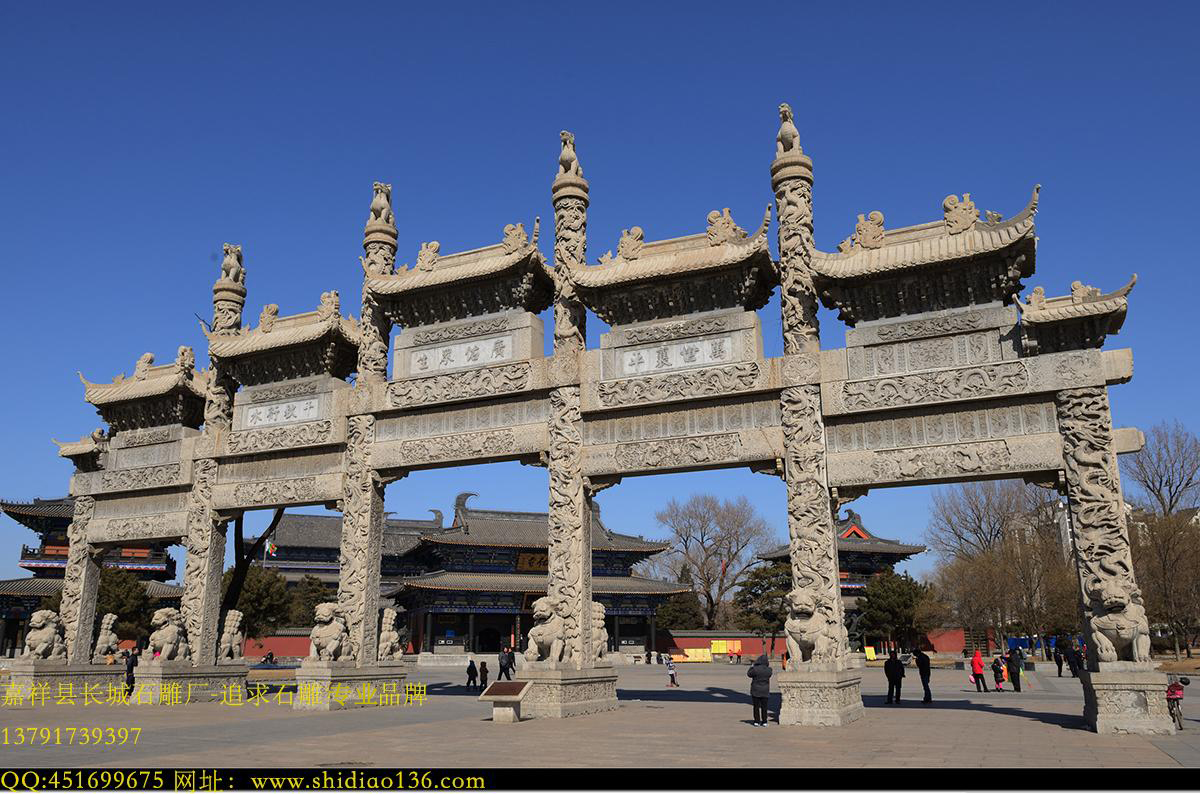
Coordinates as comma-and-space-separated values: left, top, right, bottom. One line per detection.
25, 107, 1166, 733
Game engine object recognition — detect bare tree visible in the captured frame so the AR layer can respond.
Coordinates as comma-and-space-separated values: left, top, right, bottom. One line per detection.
654, 494, 773, 629
1130, 512, 1200, 659
926, 480, 1029, 559
1121, 420, 1200, 518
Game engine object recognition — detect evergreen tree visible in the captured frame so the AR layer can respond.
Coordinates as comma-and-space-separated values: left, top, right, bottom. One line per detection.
732, 561, 791, 656
858, 569, 928, 649
40, 566, 153, 644
655, 564, 706, 630
290, 574, 335, 626
221, 566, 291, 639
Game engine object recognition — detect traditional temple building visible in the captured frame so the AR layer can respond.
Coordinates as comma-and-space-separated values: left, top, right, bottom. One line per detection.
760, 509, 925, 614
0, 497, 181, 657
258, 493, 685, 656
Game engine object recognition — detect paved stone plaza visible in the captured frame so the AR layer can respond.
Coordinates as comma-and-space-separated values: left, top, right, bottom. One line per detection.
1, 664, 1196, 768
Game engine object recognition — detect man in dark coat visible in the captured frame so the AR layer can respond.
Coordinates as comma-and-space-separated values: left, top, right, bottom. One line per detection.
913, 648, 932, 703
884, 650, 905, 704
1053, 646, 1064, 677
123, 647, 140, 699
746, 654, 772, 726
1006, 648, 1022, 692
497, 647, 514, 681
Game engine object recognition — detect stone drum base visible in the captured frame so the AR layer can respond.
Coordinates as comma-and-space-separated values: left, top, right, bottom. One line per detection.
133, 662, 249, 704
5, 660, 123, 702
1081, 664, 1175, 735
293, 659, 409, 711
515, 665, 618, 719
778, 666, 864, 726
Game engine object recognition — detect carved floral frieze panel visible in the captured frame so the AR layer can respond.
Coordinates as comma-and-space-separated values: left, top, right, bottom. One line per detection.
841, 361, 1029, 411
87, 511, 188, 544
386, 362, 531, 409
595, 362, 761, 409
622, 317, 729, 345
232, 477, 319, 505
98, 463, 183, 493
226, 420, 335, 454
394, 429, 517, 466
612, 432, 741, 471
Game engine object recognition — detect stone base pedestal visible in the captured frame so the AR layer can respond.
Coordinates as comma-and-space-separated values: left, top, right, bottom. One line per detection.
5, 659, 123, 702
133, 661, 248, 704
515, 664, 618, 719
293, 659, 408, 711
1081, 663, 1174, 735
778, 665, 864, 726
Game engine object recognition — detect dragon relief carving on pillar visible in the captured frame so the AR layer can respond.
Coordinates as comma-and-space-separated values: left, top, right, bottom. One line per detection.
543, 386, 588, 665
59, 495, 97, 663
337, 415, 383, 664
1057, 387, 1151, 666
781, 386, 849, 665
772, 140, 818, 352
202, 364, 236, 433
181, 458, 222, 665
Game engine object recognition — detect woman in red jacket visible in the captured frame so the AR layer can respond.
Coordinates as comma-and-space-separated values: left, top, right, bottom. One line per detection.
970, 650, 988, 693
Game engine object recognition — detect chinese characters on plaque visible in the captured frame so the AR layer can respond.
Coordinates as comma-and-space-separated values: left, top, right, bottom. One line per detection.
410, 335, 514, 375
244, 398, 319, 428
620, 335, 733, 376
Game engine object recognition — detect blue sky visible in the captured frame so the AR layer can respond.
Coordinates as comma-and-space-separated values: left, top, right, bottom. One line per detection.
1, 2, 1196, 581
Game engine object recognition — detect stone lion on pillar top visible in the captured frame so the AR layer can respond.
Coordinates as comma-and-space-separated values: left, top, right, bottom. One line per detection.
524, 596, 567, 664
22, 610, 67, 660
784, 588, 835, 665
308, 602, 351, 661
149, 607, 191, 662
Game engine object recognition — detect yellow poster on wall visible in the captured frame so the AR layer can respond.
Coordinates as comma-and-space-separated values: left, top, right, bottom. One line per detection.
711, 640, 728, 654
683, 648, 712, 662
865, 646, 876, 661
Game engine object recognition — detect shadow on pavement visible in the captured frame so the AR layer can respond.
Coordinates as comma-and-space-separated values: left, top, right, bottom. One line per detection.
862, 694, 1089, 730
617, 687, 751, 704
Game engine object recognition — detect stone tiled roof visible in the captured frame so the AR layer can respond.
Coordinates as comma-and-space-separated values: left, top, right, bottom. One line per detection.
266, 512, 445, 555
759, 510, 925, 562
812, 186, 1039, 280
569, 212, 772, 289
0, 577, 182, 599
367, 239, 546, 295
78, 360, 205, 406
385, 571, 687, 598
207, 311, 358, 359
436, 498, 668, 553
1018, 275, 1136, 328
0, 498, 74, 521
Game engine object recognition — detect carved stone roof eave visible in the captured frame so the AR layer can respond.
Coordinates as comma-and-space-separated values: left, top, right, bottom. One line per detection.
811, 185, 1040, 281
79, 366, 205, 407
1018, 275, 1136, 335
207, 314, 360, 360
366, 244, 551, 299
570, 231, 772, 290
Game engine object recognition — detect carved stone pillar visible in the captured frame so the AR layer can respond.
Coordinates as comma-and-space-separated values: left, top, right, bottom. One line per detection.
358, 182, 397, 384
60, 496, 101, 664
517, 133, 617, 717
180, 458, 227, 667
338, 414, 386, 665
771, 103, 862, 726
205, 244, 247, 433
1056, 386, 1172, 734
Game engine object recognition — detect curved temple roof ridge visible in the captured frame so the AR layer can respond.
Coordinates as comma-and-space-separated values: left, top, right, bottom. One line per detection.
812, 184, 1041, 280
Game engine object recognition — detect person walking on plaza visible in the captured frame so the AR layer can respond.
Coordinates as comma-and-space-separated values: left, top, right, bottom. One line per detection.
884, 650, 905, 704
747, 653, 773, 726
991, 655, 1005, 691
497, 647, 514, 681
123, 647, 139, 698
913, 648, 932, 703
1071, 646, 1084, 677
478, 661, 489, 691
665, 656, 679, 687
1006, 648, 1022, 693
466, 659, 478, 690
970, 649, 988, 693
1053, 645, 1064, 677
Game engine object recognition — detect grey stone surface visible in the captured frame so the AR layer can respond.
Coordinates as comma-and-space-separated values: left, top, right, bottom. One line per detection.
516, 665, 619, 719
777, 667, 865, 726
292, 659, 408, 711
1081, 668, 1175, 735
5, 660, 123, 700
132, 661, 248, 705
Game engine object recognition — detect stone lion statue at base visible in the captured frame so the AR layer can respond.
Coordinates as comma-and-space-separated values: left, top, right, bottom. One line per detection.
524, 596, 567, 663
784, 589, 835, 664
308, 602, 351, 661
23, 610, 67, 660
218, 610, 244, 661
149, 607, 191, 662
92, 613, 121, 661
377, 607, 408, 661
1087, 579, 1151, 664
592, 601, 608, 661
